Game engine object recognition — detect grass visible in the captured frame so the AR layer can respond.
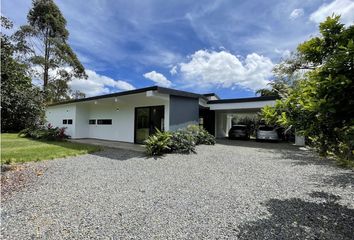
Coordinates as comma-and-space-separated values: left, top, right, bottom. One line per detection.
1, 133, 100, 164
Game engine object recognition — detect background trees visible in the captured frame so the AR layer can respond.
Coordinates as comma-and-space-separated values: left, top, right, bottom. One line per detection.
2, 0, 87, 132
261, 16, 354, 166
1, 17, 44, 132
14, 0, 86, 103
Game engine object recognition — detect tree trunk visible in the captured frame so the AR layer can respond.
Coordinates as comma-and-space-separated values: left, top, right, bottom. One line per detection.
43, 29, 50, 89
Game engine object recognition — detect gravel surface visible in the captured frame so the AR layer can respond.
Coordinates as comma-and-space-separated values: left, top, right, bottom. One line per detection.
1, 140, 354, 239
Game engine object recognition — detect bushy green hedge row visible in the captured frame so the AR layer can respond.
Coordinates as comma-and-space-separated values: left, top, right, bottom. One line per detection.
145, 125, 216, 156
19, 124, 69, 141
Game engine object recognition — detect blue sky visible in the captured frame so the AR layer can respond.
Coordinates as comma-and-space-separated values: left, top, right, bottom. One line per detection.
3, 0, 354, 98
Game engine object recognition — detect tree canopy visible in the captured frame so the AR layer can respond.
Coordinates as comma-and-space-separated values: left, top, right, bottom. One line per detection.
14, 0, 86, 103
1, 17, 44, 132
260, 16, 354, 167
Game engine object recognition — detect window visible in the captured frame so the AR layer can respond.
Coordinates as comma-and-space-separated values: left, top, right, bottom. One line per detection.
63, 119, 73, 124
97, 119, 112, 125
89, 119, 96, 125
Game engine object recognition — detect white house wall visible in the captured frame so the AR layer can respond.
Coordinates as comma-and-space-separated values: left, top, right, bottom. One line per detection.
209, 100, 275, 111
45, 93, 170, 143
45, 105, 76, 137
75, 105, 89, 138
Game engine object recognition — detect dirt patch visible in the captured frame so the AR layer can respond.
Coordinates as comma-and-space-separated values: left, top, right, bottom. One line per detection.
1, 164, 46, 201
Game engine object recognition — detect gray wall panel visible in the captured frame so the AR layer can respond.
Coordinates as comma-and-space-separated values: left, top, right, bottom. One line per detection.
169, 96, 199, 131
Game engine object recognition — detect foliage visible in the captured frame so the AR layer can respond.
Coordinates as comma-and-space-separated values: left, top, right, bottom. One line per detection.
13, 0, 87, 103
144, 125, 216, 156
261, 16, 354, 166
1, 16, 45, 132
169, 130, 196, 154
1, 133, 100, 164
144, 129, 172, 156
186, 125, 216, 145
255, 81, 289, 98
19, 124, 69, 141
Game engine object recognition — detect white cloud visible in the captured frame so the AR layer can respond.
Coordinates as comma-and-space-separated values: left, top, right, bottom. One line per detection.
69, 69, 135, 97
275, 48, 291, 58
177, 50, 273, 91
170, 65, 178, 75
143, 71, 173, 87
289, 8, 304, 20
310, 0, 354, 25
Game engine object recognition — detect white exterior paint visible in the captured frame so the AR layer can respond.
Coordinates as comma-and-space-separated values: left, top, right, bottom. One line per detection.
213, 100, 276, 138
45, 88, 277, 143
45, 92, 170, 143
46, 105, 76, 137
209, 100, 275, 111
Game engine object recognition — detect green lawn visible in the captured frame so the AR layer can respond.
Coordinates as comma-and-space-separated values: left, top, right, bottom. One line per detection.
1, 133, 100, 164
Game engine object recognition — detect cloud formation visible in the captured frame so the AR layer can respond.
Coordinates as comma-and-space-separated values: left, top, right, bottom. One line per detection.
310, 0, 354, 25
177, 50, 273, 91
289, 9, 304, 20
143, 71, 173, 87
69, 70, 135, 97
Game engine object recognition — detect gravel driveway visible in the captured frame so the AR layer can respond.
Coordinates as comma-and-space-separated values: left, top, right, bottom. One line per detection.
1, 140, 354, 239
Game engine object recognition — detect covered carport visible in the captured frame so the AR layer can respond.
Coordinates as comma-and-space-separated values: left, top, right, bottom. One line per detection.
207, 96, 277, 138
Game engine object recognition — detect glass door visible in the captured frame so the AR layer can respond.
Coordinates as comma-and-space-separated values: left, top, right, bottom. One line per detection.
135, 107, 150, 144
135, 106, 164, 144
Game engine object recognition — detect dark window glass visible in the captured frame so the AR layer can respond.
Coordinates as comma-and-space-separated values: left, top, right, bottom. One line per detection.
97, 119, 112, 125
89, 119, 96, 125
63, 119, 67, 124
68, 119, 73, 125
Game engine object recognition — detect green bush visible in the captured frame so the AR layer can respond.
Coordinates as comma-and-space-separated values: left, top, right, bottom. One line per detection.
19, 124, 69, 141
170, 130, 196, 154
186, 125, 216, 145
144, 129, 172, 156
144, 125, 216, 156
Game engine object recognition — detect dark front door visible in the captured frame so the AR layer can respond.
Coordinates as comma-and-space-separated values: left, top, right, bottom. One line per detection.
135, 106, 164, 144
199, 108, 215, 136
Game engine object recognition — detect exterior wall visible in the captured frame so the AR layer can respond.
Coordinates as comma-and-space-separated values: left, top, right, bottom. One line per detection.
46, 105, 77, 138
45, 93, 170, 143
215, 112, 228, 138
169, 95, 199, 131
75, 105, 89, 138
209, 100, 275, 111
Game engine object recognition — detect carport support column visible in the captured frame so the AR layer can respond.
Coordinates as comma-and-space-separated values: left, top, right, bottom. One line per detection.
226, 115, 232, 137
294, 130, 305, 146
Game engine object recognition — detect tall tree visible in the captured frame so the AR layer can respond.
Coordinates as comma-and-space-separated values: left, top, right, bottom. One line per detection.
261, 16, 354, 166
1, 16, 44, 132
14, 0, 86, 103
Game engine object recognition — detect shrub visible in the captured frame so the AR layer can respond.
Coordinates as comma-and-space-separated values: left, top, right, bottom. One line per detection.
144, 125, 216, 156
169, 130, 196, 154
19, 124, 69, 141
186, 125, 216, 145
144, 129, 172, 156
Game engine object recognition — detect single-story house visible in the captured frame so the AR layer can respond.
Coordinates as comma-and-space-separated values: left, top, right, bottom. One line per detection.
46, 86, 277, 143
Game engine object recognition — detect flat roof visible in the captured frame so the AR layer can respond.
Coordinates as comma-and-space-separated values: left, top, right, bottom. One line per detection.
208, 96, 279, 104
49, 86, 203, 106
202, 93, 220, 100
48, 86, 278, 106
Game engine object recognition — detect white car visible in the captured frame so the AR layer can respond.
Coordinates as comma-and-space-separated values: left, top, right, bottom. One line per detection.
256, 126, 279, 141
